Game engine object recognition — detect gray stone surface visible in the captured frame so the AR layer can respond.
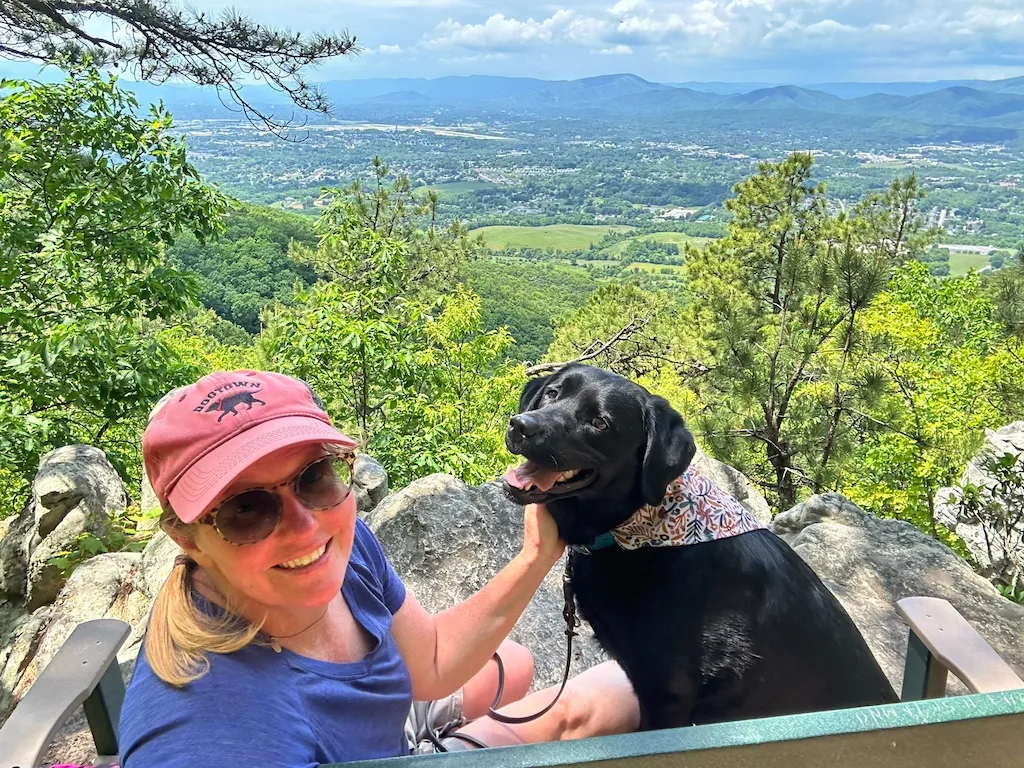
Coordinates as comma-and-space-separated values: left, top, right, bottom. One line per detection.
935, 422, 1024, 588
367, 474, 608, 689
6, 446, 1024, 764
354, 453, 389, 514
773, 492, 1024, 696
0, 445, 127, 612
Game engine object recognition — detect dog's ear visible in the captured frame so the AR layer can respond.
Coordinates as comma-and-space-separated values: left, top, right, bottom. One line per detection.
641, 396, 697, 505
518, 374, 552, 413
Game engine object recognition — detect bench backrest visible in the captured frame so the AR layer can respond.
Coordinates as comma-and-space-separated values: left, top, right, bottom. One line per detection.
336, 689, 1024, 768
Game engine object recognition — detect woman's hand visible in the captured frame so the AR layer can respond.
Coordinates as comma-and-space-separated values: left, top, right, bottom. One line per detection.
521, 502, 565, 568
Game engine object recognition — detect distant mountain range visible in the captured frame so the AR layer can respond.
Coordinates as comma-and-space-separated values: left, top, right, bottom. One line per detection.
112, 72, 1024, 138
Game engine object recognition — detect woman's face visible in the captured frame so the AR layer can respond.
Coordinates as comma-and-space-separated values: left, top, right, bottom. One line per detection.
184, 443, 357, 615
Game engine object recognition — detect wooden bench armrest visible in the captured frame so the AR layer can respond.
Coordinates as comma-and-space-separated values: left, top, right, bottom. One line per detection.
896, 596, 1024, 699
0, 619, 130, 768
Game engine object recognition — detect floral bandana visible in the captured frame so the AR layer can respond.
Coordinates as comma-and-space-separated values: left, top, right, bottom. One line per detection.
610, 466, 764, 550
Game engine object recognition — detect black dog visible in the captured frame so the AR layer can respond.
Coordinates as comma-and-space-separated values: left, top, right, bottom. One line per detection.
503, 364, 897, 730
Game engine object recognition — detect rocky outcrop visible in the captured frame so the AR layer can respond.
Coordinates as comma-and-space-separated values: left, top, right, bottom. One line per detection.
773, 492, 1024, 695
367, 474, 607, 688
354, 454, 389, 515
0, 445, 126, 612
935, 422, 1024, 590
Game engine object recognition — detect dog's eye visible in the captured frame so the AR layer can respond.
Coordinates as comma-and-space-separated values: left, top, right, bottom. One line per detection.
591, 417, 608, 430
544, 389, 558, 400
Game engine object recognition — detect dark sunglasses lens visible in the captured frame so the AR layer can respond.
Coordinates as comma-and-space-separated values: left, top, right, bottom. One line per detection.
215, 490, 282, 545
295, 456, 352, 509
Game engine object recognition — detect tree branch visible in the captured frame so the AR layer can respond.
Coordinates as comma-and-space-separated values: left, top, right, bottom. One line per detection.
525, 317, 647, 376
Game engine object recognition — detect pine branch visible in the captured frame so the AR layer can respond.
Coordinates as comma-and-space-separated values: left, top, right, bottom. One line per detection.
0, 0, 358, 131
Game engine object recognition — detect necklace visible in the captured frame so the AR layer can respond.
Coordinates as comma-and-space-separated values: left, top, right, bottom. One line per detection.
268, 605, 331, 653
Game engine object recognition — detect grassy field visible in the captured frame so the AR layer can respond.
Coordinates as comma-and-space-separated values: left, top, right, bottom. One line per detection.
949, 251, 992, 276
416, 181, 498, 198
473, 224, 636, 251
602, 231, 712, 256
626, 262, 686, 274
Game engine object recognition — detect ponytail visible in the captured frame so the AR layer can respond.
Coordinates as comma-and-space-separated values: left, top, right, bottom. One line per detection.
145, 510, 262, 686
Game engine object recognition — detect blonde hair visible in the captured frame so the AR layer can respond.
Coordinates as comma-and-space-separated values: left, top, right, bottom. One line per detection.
145, 509, 263, 686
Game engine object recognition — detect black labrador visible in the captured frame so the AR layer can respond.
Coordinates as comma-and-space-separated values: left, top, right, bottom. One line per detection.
503, 363, 897, 730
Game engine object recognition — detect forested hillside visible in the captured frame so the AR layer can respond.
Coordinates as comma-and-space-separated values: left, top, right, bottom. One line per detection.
5, 66, 1024, 602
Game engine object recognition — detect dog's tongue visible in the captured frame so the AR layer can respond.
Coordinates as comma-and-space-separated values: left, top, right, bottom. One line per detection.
505, 461, 562, 493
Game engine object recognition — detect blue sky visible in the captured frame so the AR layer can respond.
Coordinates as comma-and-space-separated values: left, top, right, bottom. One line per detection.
4, 0, 1024, 84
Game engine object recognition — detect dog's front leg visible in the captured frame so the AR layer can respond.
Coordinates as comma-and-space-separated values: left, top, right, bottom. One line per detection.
628, 665, 699, 731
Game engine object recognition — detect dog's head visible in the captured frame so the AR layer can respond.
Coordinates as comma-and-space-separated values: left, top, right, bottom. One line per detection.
504, 364, 696, 539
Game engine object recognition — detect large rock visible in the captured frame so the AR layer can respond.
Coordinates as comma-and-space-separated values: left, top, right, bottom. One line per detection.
772, 492, 1024, 695
0, 552, 143, 720
354, 454, 390, 515
935, 422, 1024, 589
367, 474, 608, 688
0, 445, 127, 611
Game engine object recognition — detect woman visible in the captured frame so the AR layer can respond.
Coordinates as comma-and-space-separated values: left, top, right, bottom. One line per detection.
119, 370, 639, 766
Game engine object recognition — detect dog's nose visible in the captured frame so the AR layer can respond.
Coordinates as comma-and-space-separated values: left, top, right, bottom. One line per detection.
509, 413, 540, 438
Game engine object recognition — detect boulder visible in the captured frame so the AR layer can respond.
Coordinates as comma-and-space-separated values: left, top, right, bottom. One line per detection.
367, 474, 608, 688
935, 422, 1024, 588
772, 492, 1024, 695
0, 551, 143, 721
0, 445, 127, 612
354, 454, 390, 515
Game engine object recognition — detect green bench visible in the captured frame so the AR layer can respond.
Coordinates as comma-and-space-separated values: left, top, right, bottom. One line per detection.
2, 597, 1022, 768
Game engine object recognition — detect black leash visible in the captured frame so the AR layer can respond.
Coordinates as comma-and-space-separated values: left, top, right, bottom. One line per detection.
428, 558, 580, 752
486, 557, 580, 724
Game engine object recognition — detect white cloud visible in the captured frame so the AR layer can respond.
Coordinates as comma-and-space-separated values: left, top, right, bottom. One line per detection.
428, 10, 582, 51
608, 0, 648, 15
423, 0, 1024, 64
375, 44, 404, 54
598, 44, 634, 54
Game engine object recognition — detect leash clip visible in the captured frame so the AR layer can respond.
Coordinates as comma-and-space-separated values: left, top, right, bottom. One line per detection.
562, 559, 580, 636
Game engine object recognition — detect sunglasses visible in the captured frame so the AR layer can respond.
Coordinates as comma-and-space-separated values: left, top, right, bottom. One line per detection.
196, 452, 355, 546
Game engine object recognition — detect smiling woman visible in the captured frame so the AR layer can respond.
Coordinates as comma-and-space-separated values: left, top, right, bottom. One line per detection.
118, 369, 641, 767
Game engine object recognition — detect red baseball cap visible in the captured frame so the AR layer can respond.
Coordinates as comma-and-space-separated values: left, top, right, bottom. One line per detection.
143, 370, 357, 524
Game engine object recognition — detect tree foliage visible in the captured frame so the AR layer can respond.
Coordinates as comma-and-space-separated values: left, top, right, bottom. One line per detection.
847, 263, 1024, 533
262, 196, 522, 487
0, 67, 226, 511
682, 154, 931, 508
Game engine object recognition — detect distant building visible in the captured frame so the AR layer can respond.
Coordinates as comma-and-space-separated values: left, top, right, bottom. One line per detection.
659, 207, 697, 219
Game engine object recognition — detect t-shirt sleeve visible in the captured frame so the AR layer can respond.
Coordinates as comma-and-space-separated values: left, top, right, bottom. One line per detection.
120, 651, 319, 768
353, 517, 406, 614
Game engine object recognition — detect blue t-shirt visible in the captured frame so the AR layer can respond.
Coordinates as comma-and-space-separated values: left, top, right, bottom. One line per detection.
119, 519, 411, 767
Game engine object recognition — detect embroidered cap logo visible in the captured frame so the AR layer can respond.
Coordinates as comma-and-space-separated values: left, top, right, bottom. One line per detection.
195, 381, 267, 423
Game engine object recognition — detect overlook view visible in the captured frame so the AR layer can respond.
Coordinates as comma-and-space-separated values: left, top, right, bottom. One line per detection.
1, 2, 1023, 766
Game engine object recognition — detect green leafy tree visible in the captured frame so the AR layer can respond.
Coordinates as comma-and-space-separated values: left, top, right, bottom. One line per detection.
683, 154, 929, 509
847, 263, 1024, 533
261, 217, 424, 447
296, 158, 482, 301
375, 286, 524, 487
544, 283, 686, 378
0, 67, 226, 513
261, 205, 521, 487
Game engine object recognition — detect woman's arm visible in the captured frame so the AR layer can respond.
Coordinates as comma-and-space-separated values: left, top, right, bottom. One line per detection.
389, 503, 564, 701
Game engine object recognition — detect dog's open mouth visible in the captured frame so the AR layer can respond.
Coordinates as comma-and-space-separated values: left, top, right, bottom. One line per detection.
503, 460, 597, 503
